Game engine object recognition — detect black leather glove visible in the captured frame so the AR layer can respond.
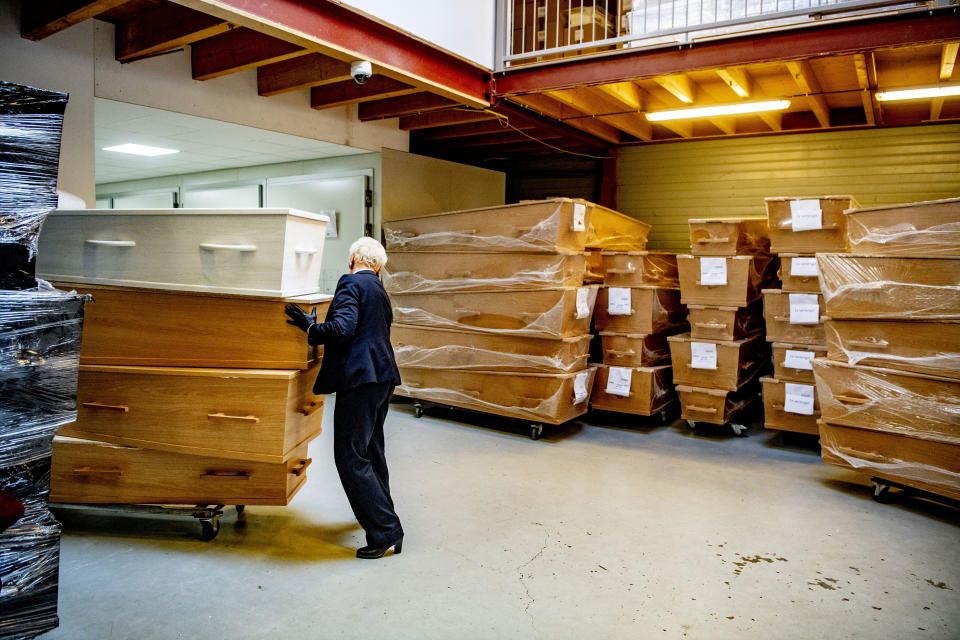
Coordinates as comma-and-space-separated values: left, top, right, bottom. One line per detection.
285, 303, 317, 333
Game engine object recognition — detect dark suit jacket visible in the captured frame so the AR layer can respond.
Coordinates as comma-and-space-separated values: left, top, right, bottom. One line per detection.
307, 270, 402, 394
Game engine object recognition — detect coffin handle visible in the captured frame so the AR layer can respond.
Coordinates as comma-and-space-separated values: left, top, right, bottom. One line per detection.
199, 243, 257, 252
290, 458, 313, 476
694, 322, 727, 329
81, 402, 129, 413
72, 467, 122, 477
694, 236, 731, 244
201, 471, 251, 479
605, 267, 637, 274
845, 339, 890, 349
207, 412, 260, 424
84, 239, 136, 247
445, 270, 473, 279
834, 393, 871, 406
606, 349, 636, 357
297, 401, 322, 416
686, 405, 718, 414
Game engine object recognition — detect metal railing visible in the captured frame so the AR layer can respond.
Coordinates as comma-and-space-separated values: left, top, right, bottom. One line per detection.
495, 0, 944, 69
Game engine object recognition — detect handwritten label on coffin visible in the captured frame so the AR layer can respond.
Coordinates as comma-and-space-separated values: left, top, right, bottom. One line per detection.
789, 200, 823, 231
790, 257, 818, 277
607, 287, 631, 316
573, 203, 587, 231
690, 342, 718, 370
699, 257, 727, 286
573, 371, 589, 404
784, 383, 815, 415
784, 349, 815, 370
576, 287, 590, 319
605, 366, 632, 397
789, 293, 820, 324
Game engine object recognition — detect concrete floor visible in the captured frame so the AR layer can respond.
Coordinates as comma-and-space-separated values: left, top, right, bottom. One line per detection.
48, 397, 959, 640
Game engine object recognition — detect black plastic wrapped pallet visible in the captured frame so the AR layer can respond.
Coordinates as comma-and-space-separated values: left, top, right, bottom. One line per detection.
0, 81, 69, 289
0, 454, 53, 521
0, 585, 60, 639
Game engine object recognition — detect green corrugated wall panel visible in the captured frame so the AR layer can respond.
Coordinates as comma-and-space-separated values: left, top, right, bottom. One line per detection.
616, 124, 960, 252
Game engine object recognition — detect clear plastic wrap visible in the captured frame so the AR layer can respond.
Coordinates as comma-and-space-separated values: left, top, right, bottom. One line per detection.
598, 331, 674, 367
383, 199, 590, 253
392, 286, 597, 338
382, 252, 586, 294
687, 300, 765, 342
761, 376, 820, 435
819, 422, 960, 502
764, 195, 858, 253
676, 254, 779, 307
584, 204, 650, 251
687, 217, 770, 256
590, 364, 675, 416
762, 289, 826, 345
812, 358, 960, 446
600, 251, 679, 288
825, 319, 960, 381
817, 254, 960, 321
392, 325, 591, 373
1, 282, 87, 467
845, 197, 960, 258
0, 81, 69, 264
584, 249, 604, 284
593, 286, 687, 335
395, 366, 596, 425
676, 377, 760, 425
668, 332, 769, 392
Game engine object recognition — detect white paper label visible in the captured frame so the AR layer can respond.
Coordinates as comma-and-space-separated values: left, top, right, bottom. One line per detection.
573, 371, 589, 404
789, 293, 820, 324
605, 366, 632, 397
790, 257, 818, 277
572, 203, 587, 231
699, 257, 727, 286
789, 200, 823, 232
690, 342, 718, 370
784, 383, 815, 415
784, 349, 815, 370
576, 287, 590, 319
607, 287, 632, 316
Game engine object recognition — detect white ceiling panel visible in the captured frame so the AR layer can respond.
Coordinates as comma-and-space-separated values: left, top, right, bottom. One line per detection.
95, 99, 367, 184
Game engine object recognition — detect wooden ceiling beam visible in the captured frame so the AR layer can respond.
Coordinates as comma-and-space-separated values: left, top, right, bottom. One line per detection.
508, 94, 621, 144
399, 110, 495, 130
21, 0, 131, 41
115, 3, 231, 62
758, 111, 783, 132
257, 53, 352, 97
597, 114, 652, 141
653, 120, 694, 138
191, 28, 308, 81
786, 60, 831, 128
594, 82, 644, 110
653, 74, 695, 103
931, 43, 959, 121
413, 119, 534, 142
853, 53, 877, 126
358, 93, 458, 121
310, 76, 416, 110
491, 101, 614, 153
716, 67, 752, 98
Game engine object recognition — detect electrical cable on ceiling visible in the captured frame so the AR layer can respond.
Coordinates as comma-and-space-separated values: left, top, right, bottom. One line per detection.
452, 107, 613, 159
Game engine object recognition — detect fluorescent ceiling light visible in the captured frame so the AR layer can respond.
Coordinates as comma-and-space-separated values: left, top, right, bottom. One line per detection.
103, 143, 180, 156
646, 99, 791, 121
876, 84, 960, 102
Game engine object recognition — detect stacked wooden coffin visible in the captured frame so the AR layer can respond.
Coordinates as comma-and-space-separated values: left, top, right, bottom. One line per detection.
383, 198, 650, 434
759, 196, 857, 435
0, 81, 76, 640
812, 197, 960, 502
671, 218, 777, 433
35, 207, 332, 507
589, 251, 686, 418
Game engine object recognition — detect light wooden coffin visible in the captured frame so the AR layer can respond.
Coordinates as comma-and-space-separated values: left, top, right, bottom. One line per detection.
585, 205, 651, 251
771, 342, 828, 384
584, 250, 604, 284
687, 300, 765, 342
762, 289, 826, 345
56, 283, 330, 369
844, 197, 960, 258
812, 358, 960, 444
817, 254, 960, 321
667, 332, 768, 391
761, 376, 819, 435
687, 217, 770, 256
818, 421, 960, 502
676, 380, 760, 425
824, 319, 960, 380
778, 254, 821, 293
764, 195, 858, 253
590, 364, 675, 416
391, 324, 591, 373
676, 255, 778, 307
37, 208, 328, 297
600, 251, 679, 288
391, 286, 597, 338
598, 331, 674, 367
57, 363, 324, 463
382, 252, 586, 294
382, 199, 592, 253
50, 437, 311, 505
593, 286, 687, 335
395, 366, 596, 425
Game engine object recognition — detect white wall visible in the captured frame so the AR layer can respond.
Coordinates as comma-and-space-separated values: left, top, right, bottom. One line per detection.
0, 2, 95, 205
343, 0, 495, 69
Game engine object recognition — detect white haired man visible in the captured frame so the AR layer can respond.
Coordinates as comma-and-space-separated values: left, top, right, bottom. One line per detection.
285, 236, 404, 559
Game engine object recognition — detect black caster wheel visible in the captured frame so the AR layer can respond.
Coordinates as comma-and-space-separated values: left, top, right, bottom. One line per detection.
731, 423, 747, 437
659, 409, 669, 423
235, 505, 245, 515
199, 519, 220, 541
530, 424, 543, 440
413, 403, 424, 419
686, 419, 697, 430
872, 481, 897, 504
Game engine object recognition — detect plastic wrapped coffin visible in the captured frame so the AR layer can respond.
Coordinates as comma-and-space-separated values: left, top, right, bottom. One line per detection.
599, 251, 679, 288
598, 332, 674, 367
844, 197, 960, 258
687, 217, 770, 256
824, 319, 960, 381
590, 364, 675, 416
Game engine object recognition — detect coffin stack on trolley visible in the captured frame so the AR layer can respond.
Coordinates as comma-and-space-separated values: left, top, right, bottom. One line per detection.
589, 251, 686, 419
760, 195, 857, 436
0, 81, 77, 640
383, 198, 650, 438
811, 197, 960, 504
34, 207, 332, 510
670, 217, 777, 434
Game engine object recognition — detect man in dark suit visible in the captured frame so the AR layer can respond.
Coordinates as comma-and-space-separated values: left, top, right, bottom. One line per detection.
285, 237, 404, 559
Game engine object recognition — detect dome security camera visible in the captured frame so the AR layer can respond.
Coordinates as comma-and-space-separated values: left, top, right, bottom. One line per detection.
351, 60, 373, 85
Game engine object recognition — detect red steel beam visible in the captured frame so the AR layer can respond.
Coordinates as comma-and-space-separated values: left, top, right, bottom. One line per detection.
492, 13, 960, 95
171, 0, 489, 106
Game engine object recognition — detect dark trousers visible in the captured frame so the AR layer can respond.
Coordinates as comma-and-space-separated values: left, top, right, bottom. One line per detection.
333, 381, 403, 547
